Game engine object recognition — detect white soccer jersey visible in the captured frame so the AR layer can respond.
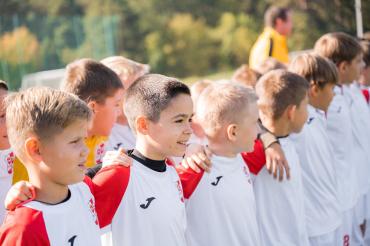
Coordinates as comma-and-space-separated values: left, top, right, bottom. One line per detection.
244, 137, 309, 246
0, 182, 101, 246
291, 105, 341, 237
105, 123, 136, 152
93, 161, 187, 246
326, 86, 358, 211
0, 149, 15, 223
178, 154, 260, 246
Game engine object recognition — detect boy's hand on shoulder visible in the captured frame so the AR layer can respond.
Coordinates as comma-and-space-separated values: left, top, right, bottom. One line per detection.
181, 144, 212, 173
5, 181, 35, 211
265, 143, 290, 181
102, 148, 132, 168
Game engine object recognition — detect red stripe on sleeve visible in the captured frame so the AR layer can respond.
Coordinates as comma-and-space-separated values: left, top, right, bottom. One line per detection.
176, 166, 204, 199
241, 139, 266, 175
362, 89, 370, 104
0, 207, 50, 245
91, 165, 130, 228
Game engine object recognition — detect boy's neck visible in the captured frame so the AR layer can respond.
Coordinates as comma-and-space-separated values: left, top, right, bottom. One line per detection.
28, 169, 69, 204
261, 118, 290, 138
135, 138, 166, 161
206, 136, 238, 158
116, 115, 128, 126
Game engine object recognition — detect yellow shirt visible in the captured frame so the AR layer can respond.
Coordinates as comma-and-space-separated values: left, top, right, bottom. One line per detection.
249, 27, 289, 69
11, 136, 108, 184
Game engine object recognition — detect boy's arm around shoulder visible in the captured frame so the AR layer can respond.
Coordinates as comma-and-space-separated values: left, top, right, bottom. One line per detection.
0, 207, 50, 245
241, 139, 266, 176
176, 165, 204, 200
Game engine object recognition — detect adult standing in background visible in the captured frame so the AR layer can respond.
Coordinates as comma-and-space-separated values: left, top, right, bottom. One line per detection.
249, 6, 293, 70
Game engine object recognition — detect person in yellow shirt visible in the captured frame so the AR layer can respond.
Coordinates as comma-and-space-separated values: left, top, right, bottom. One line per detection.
12, 59, 124, 183
249, 6, 293, 70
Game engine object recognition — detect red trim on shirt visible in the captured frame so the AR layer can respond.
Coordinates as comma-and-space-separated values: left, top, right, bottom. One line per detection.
0, 207, 50, 245
362, 89, 370, 104
176, 166, 204, 199
91, 165, 130, 228
241, 139, 266, 175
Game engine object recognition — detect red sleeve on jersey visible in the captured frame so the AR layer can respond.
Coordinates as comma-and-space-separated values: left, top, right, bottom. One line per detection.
83, 176, 94, 194
241, 139, 266, 175
91, 165, 130, 228
362, 89, 370, 104
176, 166, 204, 199
0, 207, 50, 245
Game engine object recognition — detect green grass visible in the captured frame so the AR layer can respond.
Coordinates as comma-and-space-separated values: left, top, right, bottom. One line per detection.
181, 70, 233, 85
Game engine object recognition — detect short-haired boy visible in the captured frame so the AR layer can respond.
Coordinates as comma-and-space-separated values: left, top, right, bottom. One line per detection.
289, 53, 342, 245
314, 32, 365, 245
0, 87, 101, 245
243, 69, 310, 246
177, 82, 261, 246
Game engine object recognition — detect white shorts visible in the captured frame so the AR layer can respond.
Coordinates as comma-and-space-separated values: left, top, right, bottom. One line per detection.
309, 230, 337, 246
336, 209, 353, 246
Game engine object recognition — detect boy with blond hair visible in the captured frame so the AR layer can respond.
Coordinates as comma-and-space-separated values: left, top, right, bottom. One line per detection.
0, 87, 102, 245
314, 32, 365, 245
243, 69, 310, 246
178, 82, 261, 246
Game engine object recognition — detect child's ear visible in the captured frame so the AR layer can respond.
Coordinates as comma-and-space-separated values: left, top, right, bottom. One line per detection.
87, 101, 97, 114
337, 61, 348, 74
24, 137, 43, 163
309, 84, 320, 98
286, 104, 297, 120
136, 116, 149, 135
226, 124, 237, 141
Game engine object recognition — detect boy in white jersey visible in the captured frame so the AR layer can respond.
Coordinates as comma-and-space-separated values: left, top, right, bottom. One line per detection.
314, 32, 365, 245
0, 87, 102, 245
359, 40, 370, 107
177, 82, 261, 246
91, 74, 192, 246
289, 54, 342, 245
243, 69, 310, 246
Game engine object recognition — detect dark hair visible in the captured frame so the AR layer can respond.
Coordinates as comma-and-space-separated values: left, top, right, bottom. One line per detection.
124, 74, 190, 132
256, 69, 309, 120
361, 40, 370, 67
0, 80, 8, 91
61, 58, 123, 103
289, 53, 338, 88
264, 6, 290, 27
314, 32, 363, 65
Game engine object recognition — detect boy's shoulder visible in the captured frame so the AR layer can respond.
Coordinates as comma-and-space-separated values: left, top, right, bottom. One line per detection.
0, 206, 49, 245
241, 139, 266, 175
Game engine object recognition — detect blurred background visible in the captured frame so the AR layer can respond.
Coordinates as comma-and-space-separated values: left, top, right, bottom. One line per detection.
0, 0, 369, 90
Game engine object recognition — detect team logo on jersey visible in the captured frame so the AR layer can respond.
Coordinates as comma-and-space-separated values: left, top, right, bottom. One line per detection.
211, 176, 223, 186
307, 117, 314, 124
113, 142, 122, 150
4, 151, 15, 174
68, 235, 77, 246
95, 143, 105, 165
88, 198, 99, 225
140, 197, 156, 209
176, 180, 184, 203
243, 166, 252, 184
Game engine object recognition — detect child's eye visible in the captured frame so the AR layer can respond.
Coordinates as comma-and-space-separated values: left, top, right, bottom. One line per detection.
175, 119, 184, 123
188, 118, 192, 123
70, 139, 80, 144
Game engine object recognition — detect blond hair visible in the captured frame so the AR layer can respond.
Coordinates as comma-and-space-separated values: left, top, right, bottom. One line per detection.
6, 87, 91, 158
231, 65, 261, 88
196, 81, 257, 137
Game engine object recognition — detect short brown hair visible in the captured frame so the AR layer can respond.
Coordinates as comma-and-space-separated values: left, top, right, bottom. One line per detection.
62, 58, 123, 103
254, 57, 286, 75
361, 40, 370, 67
196, 82, 257, 137
231, 65, 261, 88
256, 69, 309, 120
264, 6, 290, 27
124, 74, 190, 133
314, 32, 362, 65
5, 87, 91, 158
289, 53, 338, 88
191, 79, 212, 105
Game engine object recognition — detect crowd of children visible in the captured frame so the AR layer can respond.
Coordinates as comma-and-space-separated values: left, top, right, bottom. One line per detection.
0, 23, 369, 246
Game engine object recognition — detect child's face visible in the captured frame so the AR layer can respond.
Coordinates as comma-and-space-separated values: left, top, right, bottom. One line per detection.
290, 95, 309, 133
146, 94, 193, 159
343, 54, 365, 83
90, 89, 124, 136
0, 89, 9, 149
39, 119, 89, 185
360, 66, 370, 86
233, 103, 259, 153
309, 83, 335, 112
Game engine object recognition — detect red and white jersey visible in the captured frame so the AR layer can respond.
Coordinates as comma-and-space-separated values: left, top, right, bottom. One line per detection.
178, 154, 261, 246
243, 137, 309, 246
105, 123, 136, 152
326, 86, 358, 211
0, 149, 15, 223
93, 161, 187, 246
0, 182, 101, 246
291, 105, 341, 237
346, 83, 370, 195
